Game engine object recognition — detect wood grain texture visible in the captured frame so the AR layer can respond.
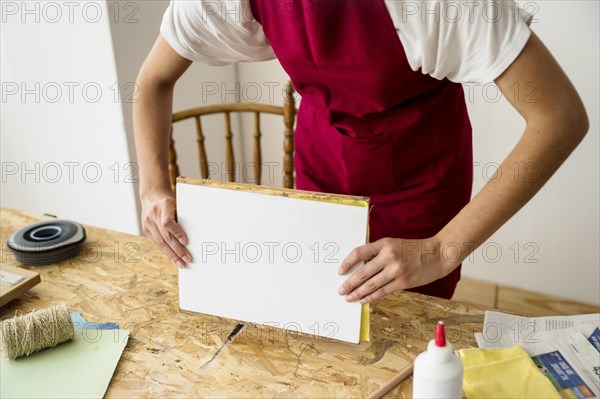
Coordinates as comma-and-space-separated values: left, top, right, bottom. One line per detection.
0, 207, 486, 398
452, 277, 497, 309
496, 285, 600, 317
452, 277, 598, 317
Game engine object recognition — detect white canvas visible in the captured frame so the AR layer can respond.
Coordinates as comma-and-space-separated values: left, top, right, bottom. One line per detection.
176, 182, 369, 343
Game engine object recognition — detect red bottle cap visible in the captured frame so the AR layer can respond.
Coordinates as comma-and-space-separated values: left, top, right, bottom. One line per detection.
435, 321, 446, 347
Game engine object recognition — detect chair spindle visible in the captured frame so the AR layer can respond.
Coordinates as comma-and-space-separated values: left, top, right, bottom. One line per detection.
194, 116, 209, 179
254, 112, 262, 185
224, 112, 235, 182
283, 83, 296, 189
168, 127, 180, 192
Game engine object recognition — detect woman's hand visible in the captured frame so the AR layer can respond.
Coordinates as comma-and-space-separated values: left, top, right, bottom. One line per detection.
134, 35, 193, 268
337, 236, 457, 304
141, 189, 192, 268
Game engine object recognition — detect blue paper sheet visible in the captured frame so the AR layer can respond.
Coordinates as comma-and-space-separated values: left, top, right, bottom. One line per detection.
70, 312, 119, 330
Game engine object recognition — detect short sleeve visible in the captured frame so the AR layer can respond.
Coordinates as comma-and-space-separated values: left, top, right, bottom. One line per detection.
385, 0, 534, 83
160, 0, 276, 66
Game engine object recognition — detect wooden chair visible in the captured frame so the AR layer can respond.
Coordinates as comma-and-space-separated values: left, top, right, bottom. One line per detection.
169, 83, 297, 190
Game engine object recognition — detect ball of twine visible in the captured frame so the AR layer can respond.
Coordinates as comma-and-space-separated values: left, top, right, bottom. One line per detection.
0, 303, 74, 360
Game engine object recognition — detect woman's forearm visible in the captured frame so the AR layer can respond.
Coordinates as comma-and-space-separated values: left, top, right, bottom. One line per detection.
436, 33, 589, 272
133, 35, 192, 200
133, 75, 175, 199
436, 116, 588, 270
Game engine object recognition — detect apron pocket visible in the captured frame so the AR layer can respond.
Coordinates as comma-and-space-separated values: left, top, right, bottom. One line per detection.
334, 128, 394, 195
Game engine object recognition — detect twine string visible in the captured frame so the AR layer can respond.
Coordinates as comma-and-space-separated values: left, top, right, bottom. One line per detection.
0, 303, 74, 360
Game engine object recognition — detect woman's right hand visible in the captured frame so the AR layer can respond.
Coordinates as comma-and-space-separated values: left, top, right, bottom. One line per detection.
141, 189, 192, 268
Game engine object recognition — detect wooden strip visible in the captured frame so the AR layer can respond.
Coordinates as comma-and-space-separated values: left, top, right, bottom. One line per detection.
224, 112, 235, 182
176, 177, 369, 207
368, 364, 413, 399
194, 116, 209, 179
173, 103, 283, 122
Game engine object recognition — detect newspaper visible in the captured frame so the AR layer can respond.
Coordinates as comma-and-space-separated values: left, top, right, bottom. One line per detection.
475, 311, 600, 398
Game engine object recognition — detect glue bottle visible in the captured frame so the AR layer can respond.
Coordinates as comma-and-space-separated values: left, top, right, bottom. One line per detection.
412, 321, 463, 398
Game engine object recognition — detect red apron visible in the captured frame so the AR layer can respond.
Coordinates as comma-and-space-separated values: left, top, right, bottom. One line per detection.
249, 0, 473, 299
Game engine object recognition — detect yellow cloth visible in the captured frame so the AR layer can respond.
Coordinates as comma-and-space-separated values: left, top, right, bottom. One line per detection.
458, 345, 561, 399
359, 303, 370, 342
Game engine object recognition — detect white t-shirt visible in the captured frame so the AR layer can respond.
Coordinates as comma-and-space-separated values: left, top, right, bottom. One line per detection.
160, 0, 533, 84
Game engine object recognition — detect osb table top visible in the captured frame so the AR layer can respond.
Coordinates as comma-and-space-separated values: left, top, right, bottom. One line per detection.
0, 207, 486, 398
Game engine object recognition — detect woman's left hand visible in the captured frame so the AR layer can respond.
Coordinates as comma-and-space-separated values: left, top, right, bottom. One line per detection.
337, 236, 456, 304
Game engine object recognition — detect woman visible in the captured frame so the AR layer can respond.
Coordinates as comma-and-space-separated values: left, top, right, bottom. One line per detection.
133, 0, 588, 304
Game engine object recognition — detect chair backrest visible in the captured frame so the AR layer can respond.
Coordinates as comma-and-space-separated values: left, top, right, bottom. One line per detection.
169, 83, 297, 191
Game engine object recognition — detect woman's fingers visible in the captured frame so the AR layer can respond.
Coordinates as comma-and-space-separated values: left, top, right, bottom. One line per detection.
338, 240, 383, 275
146, 224, 185, 267
357, 280, 398, 304
338, 253, 385, 295
343, 259, 394, 302
338, 237, 411, 303
161, 199, 189, 246
337, 236, 449, 303
158, 205, 192, 263
141, 192, 191, 267
163, 217, 188, 246
156, 221, 191, 266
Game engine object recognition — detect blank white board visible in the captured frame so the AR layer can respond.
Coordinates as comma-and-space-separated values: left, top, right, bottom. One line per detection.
176, 179, 369, 343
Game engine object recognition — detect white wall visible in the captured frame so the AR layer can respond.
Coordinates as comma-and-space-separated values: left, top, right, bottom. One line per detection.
462, 1, 599, 305
1, 0, 240, 235
107, 0, 241, 219
1, 0, 139, 234
236, 1, 599, 305
236, 60, 292, 188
